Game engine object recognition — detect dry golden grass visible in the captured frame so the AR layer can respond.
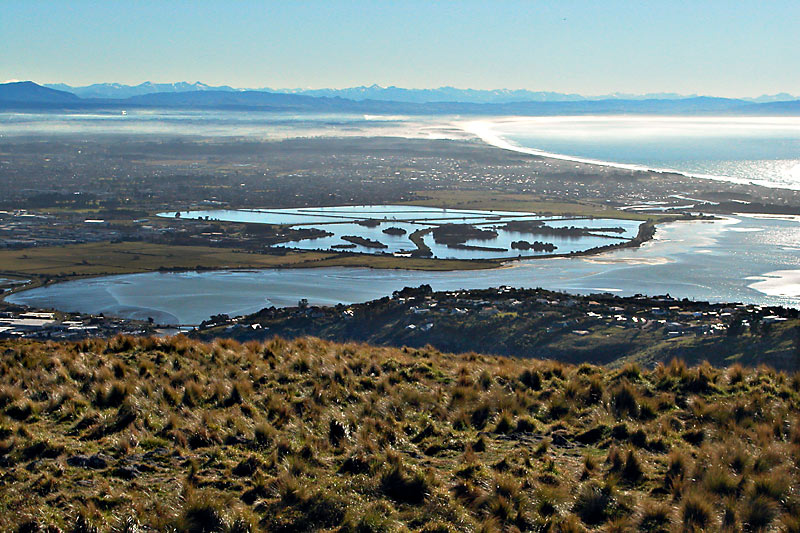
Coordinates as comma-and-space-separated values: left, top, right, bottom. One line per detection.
0, 336, 798, 531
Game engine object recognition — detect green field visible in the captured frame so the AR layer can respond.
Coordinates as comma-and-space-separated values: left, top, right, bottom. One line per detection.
0, 241, 501, 291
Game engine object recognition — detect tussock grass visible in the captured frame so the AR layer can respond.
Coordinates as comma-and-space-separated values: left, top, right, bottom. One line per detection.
0, 336, 798, 531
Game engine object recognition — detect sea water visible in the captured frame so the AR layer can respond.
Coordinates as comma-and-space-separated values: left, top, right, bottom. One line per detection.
467, 116, 800, 190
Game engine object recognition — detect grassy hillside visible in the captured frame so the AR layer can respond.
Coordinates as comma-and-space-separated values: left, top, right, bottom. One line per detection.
1, 336, 799, 531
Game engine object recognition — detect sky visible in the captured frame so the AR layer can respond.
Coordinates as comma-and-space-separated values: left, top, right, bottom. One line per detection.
1, 0, 798, 97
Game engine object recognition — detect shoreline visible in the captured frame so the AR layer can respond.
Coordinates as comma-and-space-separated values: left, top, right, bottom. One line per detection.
747, 269, 800, 299
2, 124, 792, 312
1, 216, 676, 312
8, 214, 799, 324
0, 220, 659, 303
460, 116, 800, 191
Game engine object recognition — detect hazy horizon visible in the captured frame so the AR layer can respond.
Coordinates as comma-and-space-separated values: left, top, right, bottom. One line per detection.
5, 79, 797, 103
3, 1, 800, 98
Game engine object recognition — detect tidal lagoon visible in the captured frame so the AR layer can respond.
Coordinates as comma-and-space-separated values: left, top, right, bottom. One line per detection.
9, 214, 799, 324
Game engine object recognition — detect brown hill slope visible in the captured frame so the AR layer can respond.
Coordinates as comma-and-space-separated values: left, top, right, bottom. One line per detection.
0, 336, 799, 531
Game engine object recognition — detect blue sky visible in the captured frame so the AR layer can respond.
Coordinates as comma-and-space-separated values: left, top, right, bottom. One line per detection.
2, 0, 798, 96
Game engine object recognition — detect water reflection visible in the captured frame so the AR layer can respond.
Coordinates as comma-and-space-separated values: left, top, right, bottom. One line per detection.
8, 215, 799, 324
162, 205, 641, 259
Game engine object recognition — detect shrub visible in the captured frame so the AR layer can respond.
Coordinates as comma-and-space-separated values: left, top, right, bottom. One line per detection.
328, 419, 348, 446
94, 380, 128, 408
232, 456, 261, 477
741, 495, 777, 532
22, 439, 64, 460
515, 416, 537, 433
287, 489, 347, 531
621, 450, 644, 484
607, 446, 624, 473
720, 497, 738, 532
666, 452, 688, 485
576, 424, 607, 445
636, 502, 671, 533
728, 364, 746, 385
680, 492, 713, 530
585, 377, 603, 405
547, 396, 570, 420
573, 482, 615, 526
611, 384, 639, 418
471, 405, 491, 430
638, 401, 657, 420
380, 463, 429, 504
682, 429, 704, 446
751, 472, 789, 500
520, 369, 542, 390
683, 365, 714, 394
6, 400, 33, 421
619, 363, 642, 381
15, 520, 46, 533
704, 466, 737, 495
488, 496, 515, 523
177, 501, 226, 533
339, 453, 371, 475
253, 422, 274, 448
727, 446, 749, 474
533, 439, 548, 457
223, 384, 244, 407
630, 429, 647, 448
494, 412, 513, 434
475, 517, 502, 533
0, 385, 22, 408
610, 423, 629, 440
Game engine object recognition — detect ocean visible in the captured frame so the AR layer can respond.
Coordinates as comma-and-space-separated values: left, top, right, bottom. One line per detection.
465, 116, 800, 190
4, 111, 800, 322
6, 111, 799, 191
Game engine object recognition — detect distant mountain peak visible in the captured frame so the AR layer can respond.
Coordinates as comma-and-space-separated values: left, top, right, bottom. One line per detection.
0, 81, 79, 103
35, 80, 800, 105
5, 80, 799, 116
42, 80, 239, 99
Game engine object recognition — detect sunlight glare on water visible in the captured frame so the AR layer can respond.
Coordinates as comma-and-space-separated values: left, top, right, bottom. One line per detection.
476, 116, 800, 190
